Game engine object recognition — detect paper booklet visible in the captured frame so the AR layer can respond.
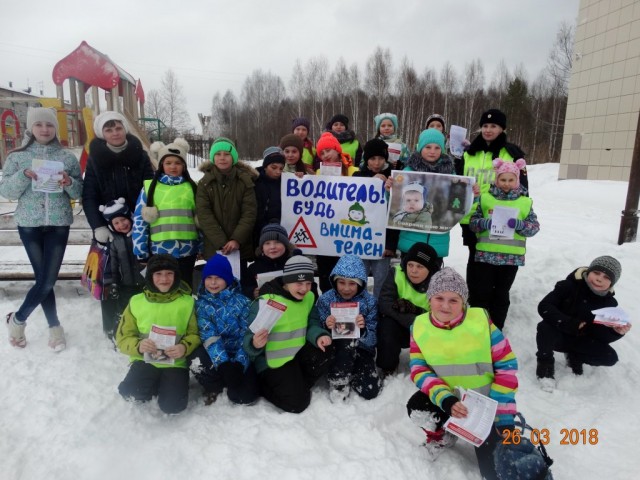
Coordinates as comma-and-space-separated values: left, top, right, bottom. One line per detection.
144, 324, 177, 365
592, 307, 630, 327
449, 125, 468, 158
330, 302, 361, 339
386, 142, 402, 163
320, 161, 342, 176
444, 388, 498, 447
249, 299, 287, 334
31, 159, 65, 193
489, 206, 520, 239
256, 271, 281, 289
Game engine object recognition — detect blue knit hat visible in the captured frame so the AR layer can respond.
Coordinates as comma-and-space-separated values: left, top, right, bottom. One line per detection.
202, 254, 234, 287
374, 112, 398, 132
417, 129, 446, 153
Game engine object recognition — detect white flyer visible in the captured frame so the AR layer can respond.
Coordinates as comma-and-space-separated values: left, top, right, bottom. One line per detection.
319, 161, 342, 176
592, 307, 630, 327
444, 388, 498, 447
143, 324, 177, 365
490, 206, 519, 239
330, 302, 360, 339
31, 159, 65, 193
249, 299, 287, 333
256, 271, 281, 289
386, 142, 402, 163
449, 125, 468, 158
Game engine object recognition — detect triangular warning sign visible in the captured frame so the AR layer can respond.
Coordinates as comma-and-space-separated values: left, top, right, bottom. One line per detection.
289, 216, 317, 248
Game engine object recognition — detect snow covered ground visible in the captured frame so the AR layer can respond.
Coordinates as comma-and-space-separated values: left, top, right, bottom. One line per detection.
1, 163, 639, 480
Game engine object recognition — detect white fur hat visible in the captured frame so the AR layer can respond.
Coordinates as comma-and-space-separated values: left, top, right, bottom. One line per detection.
150, 138, 190, 166
93, 111, 129, 139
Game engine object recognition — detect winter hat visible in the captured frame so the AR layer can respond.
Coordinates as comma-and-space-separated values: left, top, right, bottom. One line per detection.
292, 117, 311, 132
316, 132, 342, 155
210, 137, 239, 164
403, 182, 426, 198
479, 108, 507, 129
145, 254, 181, 290
425, 113, 446, 132
333, 275, 364, 287
493, 158, 526, 187
93, 111, 129, 139
279, 134, 304, 155
150, 138, 190, 169
427, 267, 469, 304
363, 138, 389, 162
202, 253, 234, 287
374, 112, 398, 132
402, 242, 440, 275
259, 223, 290, 249
587, 255, 622, 286
26, 107, 59, 134
417, 129, 446, 153
326, 113, 349, 130
99, 197, 131, 231
262, 146, 286, 167
282, 255, 315, 284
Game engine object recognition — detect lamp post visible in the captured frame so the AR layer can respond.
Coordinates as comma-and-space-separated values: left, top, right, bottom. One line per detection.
618, 110, 640, 244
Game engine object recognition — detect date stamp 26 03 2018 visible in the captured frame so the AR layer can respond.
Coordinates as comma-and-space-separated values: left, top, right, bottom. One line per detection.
502, 428, 599, 446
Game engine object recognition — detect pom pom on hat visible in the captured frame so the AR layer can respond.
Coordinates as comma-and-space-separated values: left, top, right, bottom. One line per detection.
479, 108, 507, 129
374, 113, 398, 132
316, 132, 342, 155
427, 267, 469, 304
151, 138, 190, 166
202, 253, 234, 288
93, 111, 129, 139
210, 137, 239, 164
99, 198, 130, 231
282, 255, 315, 284
493, 158, 526, 187
26, 107, 59, 135
417, 129, 446, 153
587, 255, 622, 286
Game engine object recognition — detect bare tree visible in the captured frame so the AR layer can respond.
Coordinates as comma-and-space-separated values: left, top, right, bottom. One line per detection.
462, 59, 485, 130
304, 56, 331, 134
289, 59, 305, 117
329, 57, 351, 115
547, 21, 574, 96
489, 59, 511, 108
439, 62, 458, 128
160, 69, 191, 134
347, 63, 361, 135
365, 47, 392, 116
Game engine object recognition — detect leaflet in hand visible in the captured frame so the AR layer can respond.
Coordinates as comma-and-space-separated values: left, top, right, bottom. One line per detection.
144, 324, 177, 365
331, 302, 360, 339
444, 388, 498, 447
31, 159, 65, 193
449, 125, 468, 158
490, 206, 519, 239
257, 271, 280, 289
386, 142, 402, 163
320, 161, 342, 176
592, 307, 630, 327
249, 299, 287, 333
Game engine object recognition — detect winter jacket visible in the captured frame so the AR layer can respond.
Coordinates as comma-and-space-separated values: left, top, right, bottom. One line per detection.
469, 185, 540, 266
196, 161, 258, 260
131, 174, 200, 260
108, 232, 145, 287
538, 267, 623, 344
253, 166, 282, 246
241, 251, 290, 299
83, 134, 155, 230
196, 280, 251, 370
316, 255, 378, 353
0, 141, 83, 226
378, 263, 432, 329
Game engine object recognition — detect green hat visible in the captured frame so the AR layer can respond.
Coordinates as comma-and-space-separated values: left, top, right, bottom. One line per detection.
210, 137, 239, 165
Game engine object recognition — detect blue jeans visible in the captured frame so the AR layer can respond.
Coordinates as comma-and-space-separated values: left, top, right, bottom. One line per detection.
361, 257, 391, 298
16, 226, 70, 327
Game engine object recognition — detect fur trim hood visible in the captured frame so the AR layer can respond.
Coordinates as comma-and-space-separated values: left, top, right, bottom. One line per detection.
198, 159, 259, 179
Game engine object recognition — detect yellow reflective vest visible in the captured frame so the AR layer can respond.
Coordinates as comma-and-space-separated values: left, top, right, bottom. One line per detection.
476, 194, 532, 256
143, 180, 197, 242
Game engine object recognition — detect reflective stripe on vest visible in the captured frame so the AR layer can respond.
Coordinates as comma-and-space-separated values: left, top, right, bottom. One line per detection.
143, 180, 197, 242
476, 194, 532, 255
461, 148, 514, 224
393, 264, 430, 312
129, 292, 195, 368
264, 293, 314, 368
413, 308, 494, 395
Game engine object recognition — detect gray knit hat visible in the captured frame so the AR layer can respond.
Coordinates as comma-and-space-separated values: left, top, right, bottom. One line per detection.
587, 255, 622, 286
259, 223, 290, 249
282, 255, 315, 284
427, 267, 469, 304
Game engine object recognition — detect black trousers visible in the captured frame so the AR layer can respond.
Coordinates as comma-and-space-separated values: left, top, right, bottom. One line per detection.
258, 342, 331, 413
376, 314, 410, 372
468, 263, 518, 330
118, 361, 189, 414
536, 321, 619, 366
329, 341, 381, 400
316, 255, 339, 294
407, 390, 501, 480
188, 345, 260, 405
100, 285, 140, 338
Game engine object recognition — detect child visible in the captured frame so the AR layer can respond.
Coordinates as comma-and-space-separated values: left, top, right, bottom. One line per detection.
1, 107, 83, 351
425, 113, 446, 133
324, 113, 362, 166
253, 146, 286, 247
116, 254, 201, 414
291, 117, 316, 170
98, 198, 145, 338
191, 254, 259, 405
242, 223, 295, 299
280, 133, 313, 175
196, 137, 258, 273
243, 255, 332, 413
391, 183, 433, 229
536, 256, 631, 385
457, 109, 528, 304
353, 138, 398, 297
397, 128, 454, 260
374, 112, 409, 169
317, 255, 381, 402
376, 243, 440, 374
132, 138, 200, 288
407, 267, 518, 479
468, 158, 540, 329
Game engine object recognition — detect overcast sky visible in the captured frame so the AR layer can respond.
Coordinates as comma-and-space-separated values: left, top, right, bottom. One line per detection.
2, 0, 580, 130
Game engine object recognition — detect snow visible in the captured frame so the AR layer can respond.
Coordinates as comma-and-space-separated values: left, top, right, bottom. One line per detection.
1, 163, 639, 480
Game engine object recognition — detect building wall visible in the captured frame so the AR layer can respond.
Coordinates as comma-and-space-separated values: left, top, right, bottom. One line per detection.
560, 0, 640, 181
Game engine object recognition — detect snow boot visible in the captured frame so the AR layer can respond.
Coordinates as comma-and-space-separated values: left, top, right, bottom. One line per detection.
48, 326, 66, 352
329, 380, 351, 403
565, 353, 583, 375
536, 358, 554, 379
7, 312, 26, 348
203, 391, 218, 406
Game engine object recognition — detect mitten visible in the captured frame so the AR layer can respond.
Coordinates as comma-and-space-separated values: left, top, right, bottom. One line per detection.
94, 226, 113, 244
441, 396, 459, 416
507, 218, 524, 230
218, 361, 244, 388
478, 218, 492, 231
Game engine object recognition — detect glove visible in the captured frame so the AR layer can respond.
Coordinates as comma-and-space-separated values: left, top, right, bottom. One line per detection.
441, 396, 459, 416
218, 361, 244, 388
392, 298, 426, 315
94, 226, 113, 244
478, 218, 492, 231
507, 218, 524, 230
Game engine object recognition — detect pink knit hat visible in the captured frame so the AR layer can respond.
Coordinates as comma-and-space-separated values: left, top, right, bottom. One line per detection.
493, 158, 526, 187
